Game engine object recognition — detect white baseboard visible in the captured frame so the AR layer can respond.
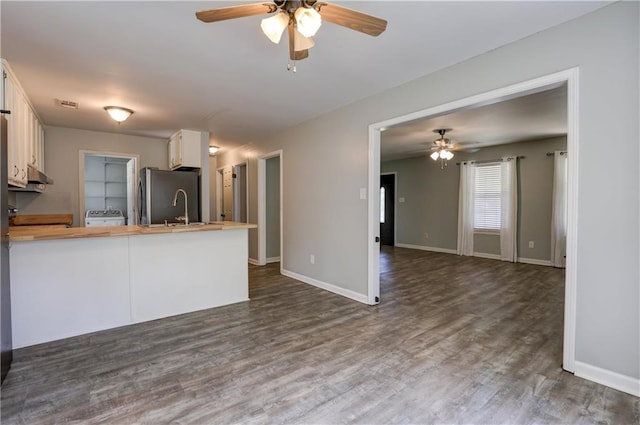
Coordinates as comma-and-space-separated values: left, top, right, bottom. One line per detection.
248, 258, 260, 266
395, 243, 457, 255
281, 268, 368, 305
574, 361, 640, 397
473, 252, 501, 260
266, 256, 281, 264
517, 257, 553, 267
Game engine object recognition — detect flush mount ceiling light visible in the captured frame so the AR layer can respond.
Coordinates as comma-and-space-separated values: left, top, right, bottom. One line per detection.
208, 146, 220, 155
195, 1, 387, 71
430, 129, 455, 168
104, 106, 134, 123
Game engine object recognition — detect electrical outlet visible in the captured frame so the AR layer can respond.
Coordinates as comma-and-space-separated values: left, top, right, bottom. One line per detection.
399, 197, 406, 203
528, 241, 535, 248
424, 232, 429, 240
310, 254, 315, 264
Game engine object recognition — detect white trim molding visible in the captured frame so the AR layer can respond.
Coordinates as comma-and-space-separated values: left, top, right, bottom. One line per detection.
395, 243, 457, 255
282, 268, 368, 305
574, 361, 640, 397
266, 257, 281, 264
368, 67, 580, 374
248, 258, 260, 266
517, 257, 553, 267
473, 252, 501, 260
257, 150, 283, 269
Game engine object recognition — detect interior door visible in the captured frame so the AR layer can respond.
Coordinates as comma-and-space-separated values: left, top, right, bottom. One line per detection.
380, 173, 395, 246
222, 166, 233, 221
232, 164, 247, 222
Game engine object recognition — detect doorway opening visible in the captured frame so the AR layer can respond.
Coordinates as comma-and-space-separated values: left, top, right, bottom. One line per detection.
215, 162, 249, 223
257, 150, 283, 268
380, 173, 396, 246
368, 69, 579, 372
233, 163, 248, 223
79, 151, 139, 225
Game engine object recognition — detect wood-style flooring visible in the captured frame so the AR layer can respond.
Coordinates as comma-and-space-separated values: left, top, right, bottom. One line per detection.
1, 247, 638, 424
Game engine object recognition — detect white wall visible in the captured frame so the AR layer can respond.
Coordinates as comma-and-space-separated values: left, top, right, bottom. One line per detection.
218, 3, 639, 383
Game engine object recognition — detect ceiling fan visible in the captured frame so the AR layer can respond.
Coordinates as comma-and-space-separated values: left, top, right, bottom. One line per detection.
429, 129, 457, 167
196, 1, 387, 66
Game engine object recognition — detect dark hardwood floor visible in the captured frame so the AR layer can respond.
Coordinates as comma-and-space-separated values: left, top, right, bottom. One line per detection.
1, 247, 638, 424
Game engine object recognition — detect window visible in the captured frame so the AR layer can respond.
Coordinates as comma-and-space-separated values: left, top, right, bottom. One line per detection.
380, 187, 386, 223
474, 163, 501, 231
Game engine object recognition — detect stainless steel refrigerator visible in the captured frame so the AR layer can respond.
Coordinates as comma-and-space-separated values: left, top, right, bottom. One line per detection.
1, 115, 12, 384
138, 168, 200, 225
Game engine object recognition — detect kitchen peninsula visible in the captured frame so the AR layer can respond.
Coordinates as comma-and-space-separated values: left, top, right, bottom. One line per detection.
9, 222, 256, 348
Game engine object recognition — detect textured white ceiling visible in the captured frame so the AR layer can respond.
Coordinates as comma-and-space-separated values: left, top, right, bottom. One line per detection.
1, 1, 605, 154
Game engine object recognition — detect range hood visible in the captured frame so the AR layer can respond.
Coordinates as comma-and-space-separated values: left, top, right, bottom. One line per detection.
8, 166, 53, 193
27, 165, 53, 185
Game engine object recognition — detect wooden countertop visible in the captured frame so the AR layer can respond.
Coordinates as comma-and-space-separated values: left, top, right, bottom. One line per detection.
9, 221, 257, 242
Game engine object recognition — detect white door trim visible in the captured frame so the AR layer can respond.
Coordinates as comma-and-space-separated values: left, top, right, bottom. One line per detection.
368, 68, 579, 373
258, 150, 283, 270
78, 150, 140, 226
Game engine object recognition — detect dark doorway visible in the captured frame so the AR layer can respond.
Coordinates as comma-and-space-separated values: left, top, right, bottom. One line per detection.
380, 173, 395, 246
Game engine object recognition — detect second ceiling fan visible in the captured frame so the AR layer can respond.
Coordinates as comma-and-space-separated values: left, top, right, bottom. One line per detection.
196, 1, 388, 63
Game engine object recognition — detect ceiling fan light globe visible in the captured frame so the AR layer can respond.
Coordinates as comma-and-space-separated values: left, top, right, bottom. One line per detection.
439, 150, 448, 159
294, 7, 321, 37
444, 151, 454, 160
430, 151, 440, 161
261, 12, 289, 44
293, 29, 315, 51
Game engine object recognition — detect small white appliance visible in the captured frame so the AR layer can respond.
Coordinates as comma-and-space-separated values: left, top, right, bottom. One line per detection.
85, 209, 126, 227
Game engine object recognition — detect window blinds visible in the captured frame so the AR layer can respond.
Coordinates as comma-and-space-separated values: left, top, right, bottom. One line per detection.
474, 164, 501, 230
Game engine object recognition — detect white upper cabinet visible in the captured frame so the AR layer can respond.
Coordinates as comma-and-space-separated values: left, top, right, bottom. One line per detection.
1, 59, 46, 188
168, 129, 201, 170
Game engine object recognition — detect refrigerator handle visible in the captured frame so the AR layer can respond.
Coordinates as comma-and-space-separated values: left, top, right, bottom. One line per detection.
137, 178, 143, 224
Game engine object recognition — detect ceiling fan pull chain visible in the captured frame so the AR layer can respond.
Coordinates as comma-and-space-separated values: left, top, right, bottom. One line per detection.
287, 60, 297, 73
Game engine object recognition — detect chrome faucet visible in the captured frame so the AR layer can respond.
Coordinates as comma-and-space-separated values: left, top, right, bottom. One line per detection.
172, 188, 189, 225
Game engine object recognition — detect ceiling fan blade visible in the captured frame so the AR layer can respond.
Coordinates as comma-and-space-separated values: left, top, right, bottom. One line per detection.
196, 3, 277, 23
314, 2, 387, 36
288, 25, 309, 60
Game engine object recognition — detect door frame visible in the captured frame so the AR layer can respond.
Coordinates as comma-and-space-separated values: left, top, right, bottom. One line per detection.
368, 68, 579, 373
257, 150, 283, 269
78, 150, 139, 226
215, 165, 226, 221
380, 172, 397, 246
232, 161, 249, 223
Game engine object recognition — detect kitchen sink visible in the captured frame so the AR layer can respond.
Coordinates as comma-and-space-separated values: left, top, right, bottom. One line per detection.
144, 222, 206, 228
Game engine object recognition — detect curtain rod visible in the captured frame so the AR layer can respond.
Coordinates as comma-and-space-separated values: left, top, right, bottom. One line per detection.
546, 151, 567, 156
456, 156, 525, 166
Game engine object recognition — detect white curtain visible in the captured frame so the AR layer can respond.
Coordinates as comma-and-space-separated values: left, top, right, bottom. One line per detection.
457, 162, 475, 256
500, 157, 518, 262
550, 151, 568, 268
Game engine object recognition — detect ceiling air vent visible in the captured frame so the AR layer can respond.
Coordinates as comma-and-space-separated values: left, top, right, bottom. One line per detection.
55, 98, 79, 109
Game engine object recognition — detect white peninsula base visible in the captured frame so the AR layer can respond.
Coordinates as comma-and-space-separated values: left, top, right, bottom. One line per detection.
10, 227, 250, 348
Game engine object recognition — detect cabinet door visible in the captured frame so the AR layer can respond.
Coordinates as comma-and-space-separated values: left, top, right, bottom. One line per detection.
37, 122, 45, 172
16, 90, 30, 187
168, 137, 176, 169
7, 81, 26, 187
4, 74, 19, 184
175, 132, 183, 167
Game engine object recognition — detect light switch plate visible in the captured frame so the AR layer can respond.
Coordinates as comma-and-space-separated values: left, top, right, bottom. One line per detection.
360, 188, 367, 200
